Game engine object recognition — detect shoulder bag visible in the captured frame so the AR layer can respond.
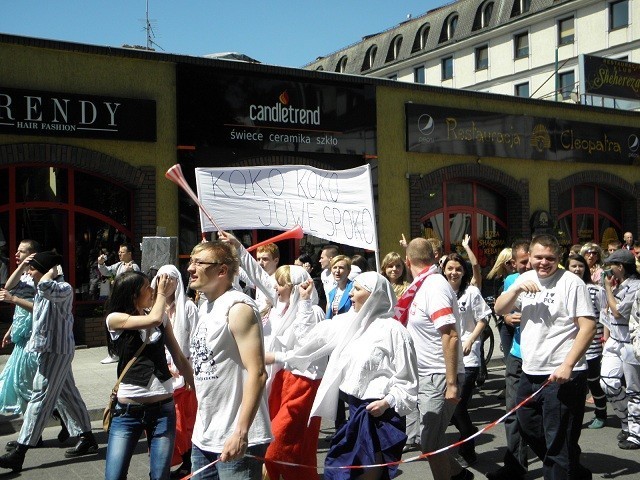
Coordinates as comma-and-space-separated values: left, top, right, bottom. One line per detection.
103, 342, 146, 432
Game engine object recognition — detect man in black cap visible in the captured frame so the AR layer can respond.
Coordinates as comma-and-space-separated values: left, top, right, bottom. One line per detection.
0, 251, 97, 472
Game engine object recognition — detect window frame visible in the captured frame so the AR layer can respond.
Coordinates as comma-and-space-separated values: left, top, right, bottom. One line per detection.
558, 70, 576, 100
412, 23, 430, 52
386, 35, 403, 63
414, 65, 426, 84
609, 0, 629, 30
441, 56, 454, 80
475, 45, 489, 71
361, 45, 377, 71
514, 32, 529, 59
335, 56, 348, 73
558, 16, 575, 46
514, 82, 530, 98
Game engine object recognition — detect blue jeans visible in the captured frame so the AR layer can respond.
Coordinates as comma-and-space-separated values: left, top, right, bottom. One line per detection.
105, 400, 176, 480
191, 443, 269, 480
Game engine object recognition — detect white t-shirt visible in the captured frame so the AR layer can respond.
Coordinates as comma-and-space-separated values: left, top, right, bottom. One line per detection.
457, 285, 491, 368
513, 269, 595, 375
406, 273, 465, 376
321, 269, 336, 297
191, 290, 272, 452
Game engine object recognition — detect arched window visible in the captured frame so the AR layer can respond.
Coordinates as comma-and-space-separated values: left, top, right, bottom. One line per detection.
557, 184, 623, 247
421, 180, 508, 272
473, 2, 494, 30
511, 0, 531, 17
386, 35, 403, 62
361, 45, 377, 71
412, 23, 430, 52
335, 56, 348, 73
439, 14, 459, 43
0, 165, 134, 302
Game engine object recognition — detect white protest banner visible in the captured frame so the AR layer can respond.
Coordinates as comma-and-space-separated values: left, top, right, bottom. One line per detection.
195, 165, 378, 251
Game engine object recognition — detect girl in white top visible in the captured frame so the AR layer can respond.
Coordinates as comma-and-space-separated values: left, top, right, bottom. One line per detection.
150, 264, 199, 474
442, 253, 491, 466
104, 271, 194, 480
274, 272, 418, 480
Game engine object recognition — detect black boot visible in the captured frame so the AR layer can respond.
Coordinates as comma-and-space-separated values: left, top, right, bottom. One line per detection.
0, 443, 28, 472
64, 431, 98, 458
52, 409, 70, 443
5, 436, 42, 452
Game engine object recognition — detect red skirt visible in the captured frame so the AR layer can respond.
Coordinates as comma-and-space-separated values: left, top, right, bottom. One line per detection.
171, 385, 198, 467
265, 370, 322, 480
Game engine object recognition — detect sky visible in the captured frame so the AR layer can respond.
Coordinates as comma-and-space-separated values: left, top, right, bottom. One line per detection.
0, 1, 445, 68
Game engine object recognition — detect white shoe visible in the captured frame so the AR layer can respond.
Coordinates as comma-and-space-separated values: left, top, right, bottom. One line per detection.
100, 355, 119, 364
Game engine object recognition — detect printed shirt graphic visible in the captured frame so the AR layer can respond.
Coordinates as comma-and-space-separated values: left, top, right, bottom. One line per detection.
190, 290, 272, 452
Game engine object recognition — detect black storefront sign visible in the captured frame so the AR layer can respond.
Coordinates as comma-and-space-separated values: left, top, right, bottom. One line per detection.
581, 54, 640, 101
0, 87, 156, 141
176, 64, 376, 156
406, 103, 640, 165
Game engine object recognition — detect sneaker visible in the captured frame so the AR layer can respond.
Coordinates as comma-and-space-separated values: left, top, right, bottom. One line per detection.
451, 468, 474, 480
618, 439, 640, 450
617, 430, 629, 442
587, 417, 605, 429
100, 355, 119, 364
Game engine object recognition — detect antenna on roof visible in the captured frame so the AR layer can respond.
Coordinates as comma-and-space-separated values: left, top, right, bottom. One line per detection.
144, 0, 164, 51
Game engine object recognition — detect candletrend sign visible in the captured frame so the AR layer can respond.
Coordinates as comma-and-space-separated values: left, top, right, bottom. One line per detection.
195, 164, 378, 251
580, 54, 640, 101
406, 103, 639, 165
0, 87, 156, 141
176, 65, 376, 155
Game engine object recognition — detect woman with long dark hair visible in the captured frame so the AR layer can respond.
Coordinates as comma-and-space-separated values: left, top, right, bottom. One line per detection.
442, 253, 491, 466
104, 271, 194, 480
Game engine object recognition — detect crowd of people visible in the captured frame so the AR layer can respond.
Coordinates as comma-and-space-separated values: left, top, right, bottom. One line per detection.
1, 230, 640, 479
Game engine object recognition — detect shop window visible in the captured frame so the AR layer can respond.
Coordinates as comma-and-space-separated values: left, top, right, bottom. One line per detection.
16, 167, 68, 203
335, 56, 348, 73
442, 56, 454, 80
0, 165, 134, 300
557, 184, 623, 247
386, 35, 403, 62
515, 82, 530, 97
412, 23, 430, 52
414, 65, 426, 83
421, 181, 508, 275
558, 17, 575, 45
475, 45, 489, 70
610, 0, 629, 30
514, 32, 529, 59
361, 45, 377, 71
559, 70, 575, 100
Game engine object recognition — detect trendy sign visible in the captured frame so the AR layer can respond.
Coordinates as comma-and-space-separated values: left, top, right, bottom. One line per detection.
194, 164, 378, 250
406, 103, 639, 165
580, 54, 640, 101
0, 86, 156, 141
176, 65, 376, 156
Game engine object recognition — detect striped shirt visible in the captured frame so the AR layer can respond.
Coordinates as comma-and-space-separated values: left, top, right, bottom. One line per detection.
9, 273, 36, 302
26, 278, 75, 354
586, 284, 605, 359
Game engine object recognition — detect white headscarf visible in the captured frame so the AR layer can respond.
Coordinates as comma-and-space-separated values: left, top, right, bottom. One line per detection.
309, 271, 396, 421
151, 264, 189, 354
266, 264, 318, 393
